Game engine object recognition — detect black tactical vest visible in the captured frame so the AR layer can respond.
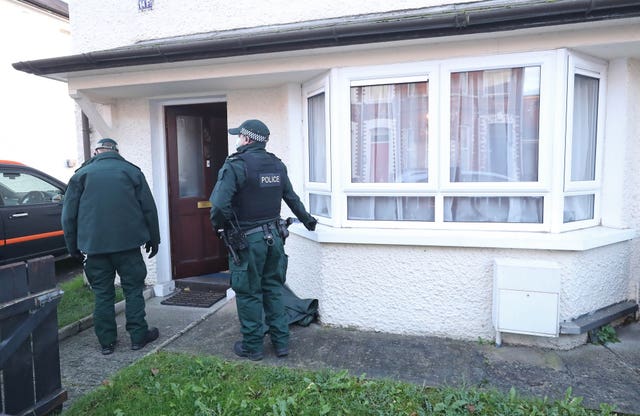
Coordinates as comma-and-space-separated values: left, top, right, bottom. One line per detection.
232, 151, 285, 223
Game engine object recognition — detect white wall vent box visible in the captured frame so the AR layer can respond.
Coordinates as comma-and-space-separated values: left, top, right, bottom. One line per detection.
492, 259, 561, 346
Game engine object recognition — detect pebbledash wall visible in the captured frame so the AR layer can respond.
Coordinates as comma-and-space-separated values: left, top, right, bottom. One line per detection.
66, 0, 640, 348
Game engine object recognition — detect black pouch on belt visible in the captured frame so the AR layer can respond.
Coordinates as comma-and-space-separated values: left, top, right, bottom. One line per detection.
226, 228, 248, 251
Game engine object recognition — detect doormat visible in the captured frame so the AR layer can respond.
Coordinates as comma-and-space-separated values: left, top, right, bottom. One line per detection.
161, 289, 226, 308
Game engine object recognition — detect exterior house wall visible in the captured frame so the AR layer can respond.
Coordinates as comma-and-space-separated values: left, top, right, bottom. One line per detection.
67, 0, 477, 53
285, 237, 631, 348
1, 0, 76, 181
60, 1, 640, 347
624, 59, 640, 302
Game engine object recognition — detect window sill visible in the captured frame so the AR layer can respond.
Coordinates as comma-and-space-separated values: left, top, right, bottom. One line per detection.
289, 225, 636, 251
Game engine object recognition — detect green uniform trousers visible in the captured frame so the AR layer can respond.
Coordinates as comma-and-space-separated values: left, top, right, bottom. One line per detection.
84, 248, 149, 347
230, 230, 288, 354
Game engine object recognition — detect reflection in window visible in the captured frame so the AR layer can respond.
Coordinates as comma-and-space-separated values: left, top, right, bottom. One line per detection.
571, 75, 599, 182
450, 66, 540, 183
347, 196, 434, 221
564, 194, 594, 223
351, 81, 429, 184
444, 196, 543, 223
308, 93, 327, 183
177, 115, 204, 198
0, 172, 63, 206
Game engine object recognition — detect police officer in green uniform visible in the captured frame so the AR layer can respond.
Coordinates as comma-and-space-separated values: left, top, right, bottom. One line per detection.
62, 138, 161, 355
210, 119, 317, 361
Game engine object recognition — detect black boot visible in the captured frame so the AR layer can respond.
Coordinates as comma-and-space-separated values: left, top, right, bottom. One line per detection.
131, 327, 159, 350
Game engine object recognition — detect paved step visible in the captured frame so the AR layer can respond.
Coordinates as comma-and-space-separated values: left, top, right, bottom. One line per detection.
175, 273, 231, 292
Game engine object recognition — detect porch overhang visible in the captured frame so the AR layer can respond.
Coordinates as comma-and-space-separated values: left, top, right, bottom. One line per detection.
12, 0, 640, 80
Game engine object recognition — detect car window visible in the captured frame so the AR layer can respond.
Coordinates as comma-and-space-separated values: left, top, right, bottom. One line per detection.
0, 171, 64, 206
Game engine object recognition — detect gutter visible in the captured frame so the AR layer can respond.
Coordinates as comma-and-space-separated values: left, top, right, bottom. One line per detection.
17, 0, 68, 19
12, 0, 640, 77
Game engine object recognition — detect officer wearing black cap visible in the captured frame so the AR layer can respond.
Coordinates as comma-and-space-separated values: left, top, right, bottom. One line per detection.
210, 119, 317, 361
62, 138, 161, 355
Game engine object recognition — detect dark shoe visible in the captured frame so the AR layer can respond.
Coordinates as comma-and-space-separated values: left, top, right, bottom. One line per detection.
131, 327, 159, 351
233, 341, 263, 361
101, 342, 116, 355
275, 346, 289, 357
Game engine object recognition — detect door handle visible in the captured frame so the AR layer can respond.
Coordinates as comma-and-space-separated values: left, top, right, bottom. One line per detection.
10, 212, 28, 218
197, 201, 212, 209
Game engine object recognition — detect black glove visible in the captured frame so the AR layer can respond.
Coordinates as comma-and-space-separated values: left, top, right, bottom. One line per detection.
70, 250, 84, 263
145, 241, 159, 259
304, 217, 318, 231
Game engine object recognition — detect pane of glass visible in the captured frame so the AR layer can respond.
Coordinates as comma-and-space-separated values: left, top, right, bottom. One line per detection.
309, 193, 331, 218
443, 196, 543, 223
308, 93, 327, 183
351, 81, 429, 184
564, 194, 594, 223
177, 115, 204, 198
347, 196, 434, 221
0, 172, 63, 206
571, 75, 599, 181
450, 66, 540, 182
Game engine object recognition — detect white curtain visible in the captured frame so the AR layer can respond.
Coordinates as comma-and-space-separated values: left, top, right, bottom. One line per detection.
347, 196, 434, 221
563, 194, 594, 223
350, 82, 428, 184
563, 74, 599, 223
308, 93, 327, 183
570, 74, 598, 181
349, 82, 429, 221
447, 67, 542, 223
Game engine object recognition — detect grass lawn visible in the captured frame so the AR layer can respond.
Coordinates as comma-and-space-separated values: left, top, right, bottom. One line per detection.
63, 352, 618, 416
57, 275, 124, 328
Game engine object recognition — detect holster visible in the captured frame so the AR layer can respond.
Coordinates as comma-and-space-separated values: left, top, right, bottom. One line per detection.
276, 218, 290, 241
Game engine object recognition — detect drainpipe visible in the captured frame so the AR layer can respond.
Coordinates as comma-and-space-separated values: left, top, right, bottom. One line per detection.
81, 112, 91, 162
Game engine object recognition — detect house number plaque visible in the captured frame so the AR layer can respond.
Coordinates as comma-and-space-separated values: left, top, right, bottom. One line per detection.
138, 0, 153, 12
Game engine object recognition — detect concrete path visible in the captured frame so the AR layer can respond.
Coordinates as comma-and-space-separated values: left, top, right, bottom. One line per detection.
59, 295, 640, 414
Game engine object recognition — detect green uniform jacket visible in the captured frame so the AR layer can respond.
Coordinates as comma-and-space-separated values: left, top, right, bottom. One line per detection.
62, 152, 161, 255
209, 142, 315, 230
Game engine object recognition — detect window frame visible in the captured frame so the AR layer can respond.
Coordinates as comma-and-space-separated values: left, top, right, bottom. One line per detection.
302, 74, 334, 224
301, 49, 607, 233
334, 62, 439, 229
560, 53, 607, 231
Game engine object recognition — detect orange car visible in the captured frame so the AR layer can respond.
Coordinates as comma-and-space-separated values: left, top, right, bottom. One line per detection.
0, 160, 68, 266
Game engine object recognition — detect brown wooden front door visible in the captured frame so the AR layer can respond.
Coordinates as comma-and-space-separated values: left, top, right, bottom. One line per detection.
165, 103, 228, 279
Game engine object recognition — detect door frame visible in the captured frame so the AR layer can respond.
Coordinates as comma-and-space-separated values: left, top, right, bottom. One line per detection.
148, 95, 228, 296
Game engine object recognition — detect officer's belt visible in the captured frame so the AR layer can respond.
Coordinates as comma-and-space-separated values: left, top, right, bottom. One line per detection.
243, 221, 277, 235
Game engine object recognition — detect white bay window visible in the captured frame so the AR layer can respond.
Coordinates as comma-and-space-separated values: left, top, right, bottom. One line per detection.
302, 50, 609, 236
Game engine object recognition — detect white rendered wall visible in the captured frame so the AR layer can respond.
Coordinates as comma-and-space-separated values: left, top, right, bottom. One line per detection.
67, 0, 477, 53
623, 59, 640, 303
284, 238, 631, 349
1, 0, 76, 181
601, 58, 640, 304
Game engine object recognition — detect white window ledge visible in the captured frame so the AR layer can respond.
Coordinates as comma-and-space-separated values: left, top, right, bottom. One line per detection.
290, 225, 636, 251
